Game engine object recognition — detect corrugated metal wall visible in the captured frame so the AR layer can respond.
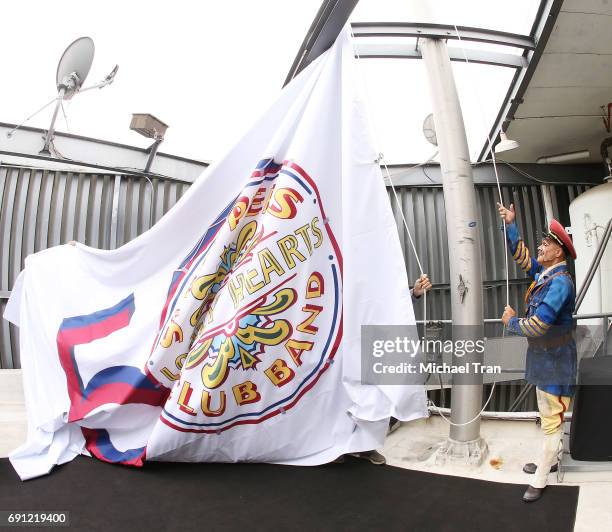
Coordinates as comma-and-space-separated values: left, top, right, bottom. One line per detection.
388, 182, 592, 411
0, 163, 593, 411
390, 183, 550, 323
0, 164, 189, 368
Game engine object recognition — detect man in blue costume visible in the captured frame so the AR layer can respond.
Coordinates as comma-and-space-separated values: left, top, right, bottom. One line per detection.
498, 202, 577, 503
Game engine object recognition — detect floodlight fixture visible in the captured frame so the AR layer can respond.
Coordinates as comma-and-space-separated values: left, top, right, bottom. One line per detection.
130, 113, 168, 140
494, 131, 519, 153
130, 113, 169, 173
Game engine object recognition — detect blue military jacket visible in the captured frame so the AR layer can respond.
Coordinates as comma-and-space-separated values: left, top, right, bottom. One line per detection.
504, 222, 576, 396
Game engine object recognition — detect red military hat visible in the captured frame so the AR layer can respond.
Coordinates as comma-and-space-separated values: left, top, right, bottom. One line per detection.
544, 218, 577, 259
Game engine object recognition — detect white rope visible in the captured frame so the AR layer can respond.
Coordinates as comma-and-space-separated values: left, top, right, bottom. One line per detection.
350, 27, 508, 427
382, 156, 435, 275
419, 25, 519, 427
428, 382, 496, 426
350, 26, 432, 349
453, 24, 510, 308
421, 25, 522, 427
381, 156, 435, 334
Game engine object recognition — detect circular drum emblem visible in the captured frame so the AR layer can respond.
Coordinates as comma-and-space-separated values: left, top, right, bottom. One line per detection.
148, 159, 343, 433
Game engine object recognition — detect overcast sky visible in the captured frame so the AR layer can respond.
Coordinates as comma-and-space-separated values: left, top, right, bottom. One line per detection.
1, 0, 539, 164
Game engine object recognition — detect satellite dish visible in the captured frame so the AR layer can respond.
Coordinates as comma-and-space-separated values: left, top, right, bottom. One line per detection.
56, 37, 95, 100
423, 113, 438, 147
37, 37, 118, 155
8, 37, 117, 144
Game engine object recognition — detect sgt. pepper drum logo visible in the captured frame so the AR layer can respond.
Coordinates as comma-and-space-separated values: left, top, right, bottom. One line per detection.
146, 159, 343, 433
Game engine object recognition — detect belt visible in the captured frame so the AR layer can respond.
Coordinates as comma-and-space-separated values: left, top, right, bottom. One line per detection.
527, 332, 574, 349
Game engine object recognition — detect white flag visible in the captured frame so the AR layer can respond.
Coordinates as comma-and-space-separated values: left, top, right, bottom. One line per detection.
4, 27, 427, 480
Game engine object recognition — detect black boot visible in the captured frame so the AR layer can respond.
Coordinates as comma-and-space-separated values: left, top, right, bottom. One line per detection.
523, 462, 558, 474
523, 485, 544, 502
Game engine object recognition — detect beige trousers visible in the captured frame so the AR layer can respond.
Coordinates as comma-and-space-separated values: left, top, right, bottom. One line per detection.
532, 388, 571, 489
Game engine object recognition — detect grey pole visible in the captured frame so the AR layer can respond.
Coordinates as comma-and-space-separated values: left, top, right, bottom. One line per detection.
420, 38, 487, 463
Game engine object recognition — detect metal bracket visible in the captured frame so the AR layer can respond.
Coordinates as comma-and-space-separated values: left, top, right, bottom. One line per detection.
457, 274, 468, 303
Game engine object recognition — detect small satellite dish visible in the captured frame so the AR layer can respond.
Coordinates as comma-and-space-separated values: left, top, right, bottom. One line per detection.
423, 113, 438, 146
36, 36, 117, 155
7, 38, 117, 144
56, 37, 95, 100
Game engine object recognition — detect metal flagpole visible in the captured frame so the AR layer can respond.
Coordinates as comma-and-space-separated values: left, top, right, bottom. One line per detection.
420, 38, 487, 464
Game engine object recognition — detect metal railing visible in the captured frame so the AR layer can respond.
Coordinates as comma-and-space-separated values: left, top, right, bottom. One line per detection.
420, 311, 612, 413
1, 160, 605, 417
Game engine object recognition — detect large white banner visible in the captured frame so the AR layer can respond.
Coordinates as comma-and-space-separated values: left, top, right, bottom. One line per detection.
4, 28, 427, 480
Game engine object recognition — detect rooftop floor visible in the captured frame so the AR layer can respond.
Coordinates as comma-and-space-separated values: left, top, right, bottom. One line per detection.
1, 370, 611, 531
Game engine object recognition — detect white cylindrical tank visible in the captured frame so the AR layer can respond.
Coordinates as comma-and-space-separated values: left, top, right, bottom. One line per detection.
569, 181, 612, 323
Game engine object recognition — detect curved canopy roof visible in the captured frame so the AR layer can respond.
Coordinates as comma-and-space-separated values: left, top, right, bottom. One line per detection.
289, 0, 612, 168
